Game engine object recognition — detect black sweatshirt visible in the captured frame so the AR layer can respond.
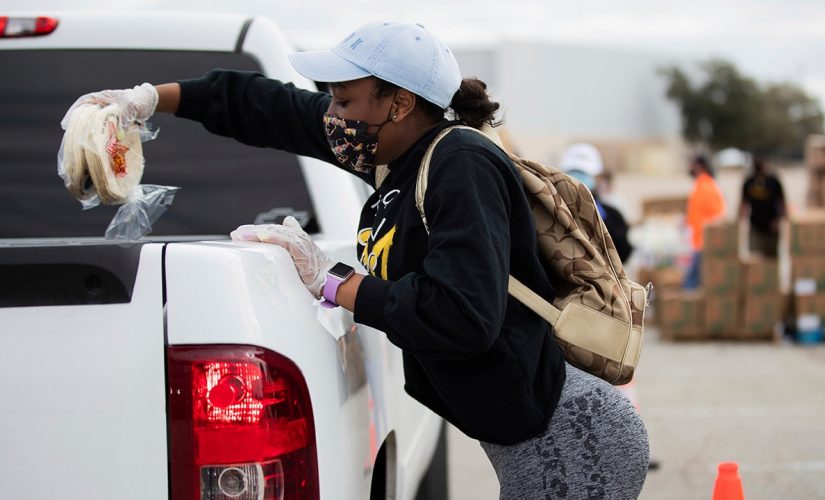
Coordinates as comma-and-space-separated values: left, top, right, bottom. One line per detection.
176, 70, 566, 445
596, 197, 634, 262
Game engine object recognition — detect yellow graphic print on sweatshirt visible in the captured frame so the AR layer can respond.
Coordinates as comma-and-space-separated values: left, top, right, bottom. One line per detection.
358, 225, 397, 280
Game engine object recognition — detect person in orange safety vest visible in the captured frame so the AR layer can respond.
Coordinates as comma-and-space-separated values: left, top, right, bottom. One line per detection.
683, 154, 726, 289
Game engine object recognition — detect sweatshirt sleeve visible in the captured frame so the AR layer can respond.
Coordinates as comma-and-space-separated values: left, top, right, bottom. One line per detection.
354, 144, 513, 361
175, 69, 337, 166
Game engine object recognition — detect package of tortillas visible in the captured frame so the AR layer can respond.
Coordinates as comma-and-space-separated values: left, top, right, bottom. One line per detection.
58, 102, 179, 240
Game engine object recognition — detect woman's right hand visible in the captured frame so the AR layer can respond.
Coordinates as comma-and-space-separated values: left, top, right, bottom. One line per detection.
230, 216, 334, 299
60, 82, 159, 130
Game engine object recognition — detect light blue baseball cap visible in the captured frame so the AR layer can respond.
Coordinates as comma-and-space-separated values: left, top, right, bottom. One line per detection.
288, 22, 462, 109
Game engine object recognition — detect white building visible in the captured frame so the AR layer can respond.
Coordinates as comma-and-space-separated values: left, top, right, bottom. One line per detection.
454, 41, 688, 174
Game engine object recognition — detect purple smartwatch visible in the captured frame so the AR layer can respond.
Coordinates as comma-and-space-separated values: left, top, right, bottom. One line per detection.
320, 262, 355, 309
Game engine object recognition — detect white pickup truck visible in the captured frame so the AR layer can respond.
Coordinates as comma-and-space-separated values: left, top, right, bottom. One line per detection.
0, 11, 447, 500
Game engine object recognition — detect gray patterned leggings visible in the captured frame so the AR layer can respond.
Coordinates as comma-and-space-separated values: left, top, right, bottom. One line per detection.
480, 363, 649, 499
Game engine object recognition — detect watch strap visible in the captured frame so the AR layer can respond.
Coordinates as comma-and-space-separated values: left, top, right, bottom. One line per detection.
320, 273, 344, 309
320, 262, 355, 309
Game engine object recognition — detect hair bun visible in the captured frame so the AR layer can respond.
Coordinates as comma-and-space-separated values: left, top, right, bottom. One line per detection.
449, 78, 500, 129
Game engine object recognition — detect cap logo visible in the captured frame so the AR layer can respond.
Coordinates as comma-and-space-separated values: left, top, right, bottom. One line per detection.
349, 38, 364, 50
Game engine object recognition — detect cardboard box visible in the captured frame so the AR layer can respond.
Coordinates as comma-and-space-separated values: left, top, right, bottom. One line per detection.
793, 293, 825, 317
806, 134, 825, 171
635, 267, 654, 288
642, 196, 688, 218
792, 255, 825, 293
653, 266, 684, 290
702, 256, 741, 294
740, 256, 779, 294
705, 292, 739, 337
643, 266, 684, 325
739, 293, 783, 338
782, 292, 793, 320
807, 170, 825, 208
703, 221, 738, 257
789, 211, 825, 255
658, 290, 704, 340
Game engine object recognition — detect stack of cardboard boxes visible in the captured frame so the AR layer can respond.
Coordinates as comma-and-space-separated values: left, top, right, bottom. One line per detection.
701, 223, 741, 337
657, 221, 782, 340
739, 256, 781, 339
789, 211, 825, 343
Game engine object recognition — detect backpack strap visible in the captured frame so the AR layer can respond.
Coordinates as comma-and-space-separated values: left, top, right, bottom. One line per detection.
507, 276, 562, 325
414, 124, 565, 327
384, 123, 504, 191
415, 125, 475, 230
375, 164, 391, 189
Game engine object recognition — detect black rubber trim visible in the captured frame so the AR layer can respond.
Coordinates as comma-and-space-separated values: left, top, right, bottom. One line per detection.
0, 241, 146, 308
161, 244, 168, 306
235, 18, 253, 54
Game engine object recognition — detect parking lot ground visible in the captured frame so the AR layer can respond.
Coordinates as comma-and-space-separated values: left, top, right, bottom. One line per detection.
636, 329, 825, 499
448, 328, 825, 499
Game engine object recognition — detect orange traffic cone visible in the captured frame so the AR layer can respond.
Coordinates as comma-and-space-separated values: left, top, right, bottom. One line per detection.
712, 462, 745, 500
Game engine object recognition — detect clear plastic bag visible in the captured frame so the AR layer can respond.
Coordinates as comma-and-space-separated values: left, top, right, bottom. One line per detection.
58, 101, 178, 240
105, 185, 180, 240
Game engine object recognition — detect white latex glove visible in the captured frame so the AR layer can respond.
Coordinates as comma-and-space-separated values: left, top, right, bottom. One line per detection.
230, 216, 334, 299
61, 82, 159, 130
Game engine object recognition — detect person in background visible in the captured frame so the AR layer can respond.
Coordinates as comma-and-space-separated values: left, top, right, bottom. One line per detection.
559, 143, 633, 262
683, 154, 726, 289
739, 156, 786, 257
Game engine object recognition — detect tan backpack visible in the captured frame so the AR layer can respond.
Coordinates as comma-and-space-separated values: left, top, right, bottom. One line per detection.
406, 125, 651, 385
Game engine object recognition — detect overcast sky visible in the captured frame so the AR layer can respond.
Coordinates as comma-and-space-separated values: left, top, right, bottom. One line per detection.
19, 0, 825, 105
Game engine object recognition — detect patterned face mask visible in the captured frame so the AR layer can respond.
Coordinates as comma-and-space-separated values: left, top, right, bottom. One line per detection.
323, 110, 393, 173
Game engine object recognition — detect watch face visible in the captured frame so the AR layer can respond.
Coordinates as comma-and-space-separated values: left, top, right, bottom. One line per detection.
329, 262, 355, 279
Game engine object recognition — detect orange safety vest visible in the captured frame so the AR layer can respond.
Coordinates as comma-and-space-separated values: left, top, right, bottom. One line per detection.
686, 172, 725, 250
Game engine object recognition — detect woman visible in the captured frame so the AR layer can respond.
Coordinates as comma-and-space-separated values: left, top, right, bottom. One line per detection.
68, 21, 648, 499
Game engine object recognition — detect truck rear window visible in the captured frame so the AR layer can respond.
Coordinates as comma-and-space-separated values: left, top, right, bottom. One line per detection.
0, 50, 318, 238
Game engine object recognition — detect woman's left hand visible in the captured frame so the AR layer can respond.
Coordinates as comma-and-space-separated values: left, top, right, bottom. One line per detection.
230, 216, 333, 298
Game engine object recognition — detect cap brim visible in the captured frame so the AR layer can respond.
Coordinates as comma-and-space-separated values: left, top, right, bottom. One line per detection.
288, 50, 371, 83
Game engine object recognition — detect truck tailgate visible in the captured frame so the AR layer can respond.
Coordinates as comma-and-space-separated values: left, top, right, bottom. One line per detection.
0, 242, 168, 499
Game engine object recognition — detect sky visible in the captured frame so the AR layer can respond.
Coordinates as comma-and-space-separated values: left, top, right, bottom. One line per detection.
15, 0, 825, 105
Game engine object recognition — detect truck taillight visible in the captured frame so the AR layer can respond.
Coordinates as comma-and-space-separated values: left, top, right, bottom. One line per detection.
0, 17, 59, 37
167, 345, 319, 500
